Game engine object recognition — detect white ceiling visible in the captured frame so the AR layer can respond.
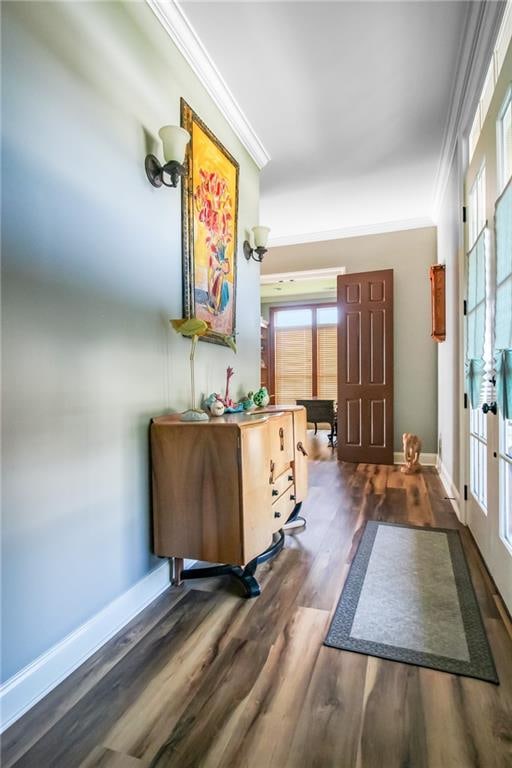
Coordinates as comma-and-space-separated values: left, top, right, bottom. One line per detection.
182, 1, 471, 243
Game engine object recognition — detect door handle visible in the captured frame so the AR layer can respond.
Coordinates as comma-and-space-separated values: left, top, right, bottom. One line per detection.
297, 441, 308, 456
482, 402, 497, 415
279, 427, 285, 451
269, 460, 275, 484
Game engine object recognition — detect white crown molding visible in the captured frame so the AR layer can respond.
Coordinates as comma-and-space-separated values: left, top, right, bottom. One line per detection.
0, 561, 174, 733
260, 266, 346, 284
146, 0, 270, 170
268, 217, 434, 249
431, 1, 506, 221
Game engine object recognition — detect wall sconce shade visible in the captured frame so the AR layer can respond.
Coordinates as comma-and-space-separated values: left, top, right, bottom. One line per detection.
244, 226, 271, 263
253, 226, 270, 248
159, 126, 190, 163
145, 125, 191, 189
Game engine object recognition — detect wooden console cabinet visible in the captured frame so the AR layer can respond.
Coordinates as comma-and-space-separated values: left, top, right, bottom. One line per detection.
151, 405, 308, 593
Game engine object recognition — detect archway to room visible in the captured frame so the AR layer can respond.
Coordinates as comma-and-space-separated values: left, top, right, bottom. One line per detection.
260, 267, 344, 459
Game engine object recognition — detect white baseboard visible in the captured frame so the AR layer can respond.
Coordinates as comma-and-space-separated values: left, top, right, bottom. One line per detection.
0, 560, 173, 733
393, 452, 437, 466
436, 457, 463, 522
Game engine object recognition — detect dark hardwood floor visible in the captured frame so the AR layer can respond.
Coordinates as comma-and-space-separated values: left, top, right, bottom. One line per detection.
3, 432, 512, 768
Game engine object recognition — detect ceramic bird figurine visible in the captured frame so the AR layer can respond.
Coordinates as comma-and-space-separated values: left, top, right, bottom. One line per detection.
253, 387, 270, 408
210, 399, 226, 417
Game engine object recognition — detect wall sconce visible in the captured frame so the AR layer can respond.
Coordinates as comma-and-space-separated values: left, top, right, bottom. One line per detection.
243, 226, 271, 263
145, 125, 190, 188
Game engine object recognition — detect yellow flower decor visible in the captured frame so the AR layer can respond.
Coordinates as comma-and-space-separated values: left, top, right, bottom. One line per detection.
170, 318, 236, 421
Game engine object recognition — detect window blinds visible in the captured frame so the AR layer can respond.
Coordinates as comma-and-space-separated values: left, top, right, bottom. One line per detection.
274, 327, 313, 403
317, 325, 337, 399
466, 229, 487, 407
495, 179, 512, 418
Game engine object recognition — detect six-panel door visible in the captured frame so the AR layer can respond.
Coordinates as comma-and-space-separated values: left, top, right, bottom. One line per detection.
337, 270, 394, 464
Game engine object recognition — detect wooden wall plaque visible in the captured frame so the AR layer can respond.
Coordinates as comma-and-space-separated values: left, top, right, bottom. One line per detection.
430, 264, 446, 342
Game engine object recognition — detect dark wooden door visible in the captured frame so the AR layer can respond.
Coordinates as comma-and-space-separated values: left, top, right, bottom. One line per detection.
337, 270, 394, 464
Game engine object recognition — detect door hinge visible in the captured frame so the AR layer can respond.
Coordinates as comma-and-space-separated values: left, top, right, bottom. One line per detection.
464, 392, 468, 409
463, 300, 467, 316
464, 484, 468, 501
462, 206, 467, 223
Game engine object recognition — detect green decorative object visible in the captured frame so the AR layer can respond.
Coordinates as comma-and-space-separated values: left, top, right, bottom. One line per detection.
241, 393, 255, 411
253, 387, 270, 408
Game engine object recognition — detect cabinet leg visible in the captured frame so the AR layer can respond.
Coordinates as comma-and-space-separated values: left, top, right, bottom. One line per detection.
172, 557, 184, 586
284, 501, 306, 532
178, 531, 285, 598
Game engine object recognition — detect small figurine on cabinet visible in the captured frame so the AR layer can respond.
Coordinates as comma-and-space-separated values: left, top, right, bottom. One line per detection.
253, 387, 270, 408
203, 393, 226, 416
241, 392, 255, 411
222, 366, 236, 409
210, 399, 226, 417
217, 366, 243, 413
401, 433, 422, 474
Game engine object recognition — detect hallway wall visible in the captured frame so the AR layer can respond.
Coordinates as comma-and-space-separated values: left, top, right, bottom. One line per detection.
1, 1, 260, 683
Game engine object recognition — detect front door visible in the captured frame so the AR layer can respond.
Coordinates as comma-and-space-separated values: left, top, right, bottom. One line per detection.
337, 270, 394, 464
465, 160, 512, 615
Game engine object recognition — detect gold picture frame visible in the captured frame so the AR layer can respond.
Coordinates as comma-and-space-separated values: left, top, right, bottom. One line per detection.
181, 99, 239, 347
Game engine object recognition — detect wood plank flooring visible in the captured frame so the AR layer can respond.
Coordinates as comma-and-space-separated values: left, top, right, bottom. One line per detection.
3, 433, 512, 768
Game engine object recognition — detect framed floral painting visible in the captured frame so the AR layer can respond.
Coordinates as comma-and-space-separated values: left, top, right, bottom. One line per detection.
181, 99, 239, 347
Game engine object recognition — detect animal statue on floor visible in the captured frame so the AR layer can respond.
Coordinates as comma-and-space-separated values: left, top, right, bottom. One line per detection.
401, 433, 422, 474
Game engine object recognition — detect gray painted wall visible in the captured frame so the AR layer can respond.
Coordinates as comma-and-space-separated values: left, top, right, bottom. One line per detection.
264, 227, 438, 453
1, 1, 260, 681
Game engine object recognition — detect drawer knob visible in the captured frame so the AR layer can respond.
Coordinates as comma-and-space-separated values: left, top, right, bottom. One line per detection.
272, 489, 279, 496
290, 494, 296, 501
274, 511, 282, 518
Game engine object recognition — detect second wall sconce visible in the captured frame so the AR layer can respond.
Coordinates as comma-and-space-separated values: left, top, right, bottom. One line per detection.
244, 226, 271, 263
145, 125, 190, 188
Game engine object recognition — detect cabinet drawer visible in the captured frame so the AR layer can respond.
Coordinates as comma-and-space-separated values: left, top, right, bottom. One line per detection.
270, 468, 294, 502
271, 489, 296, 532
292, 407, 308, 503
269, 413, 294, 477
